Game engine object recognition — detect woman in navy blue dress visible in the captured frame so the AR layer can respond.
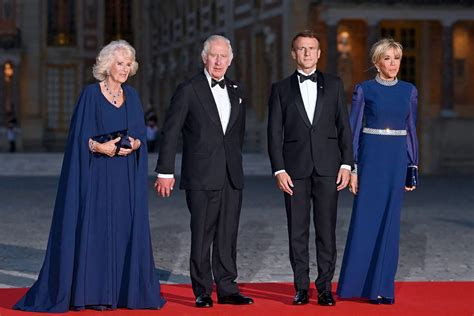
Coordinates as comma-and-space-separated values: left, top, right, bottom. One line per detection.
337, 38, 419, 304
14, 40, 166, 312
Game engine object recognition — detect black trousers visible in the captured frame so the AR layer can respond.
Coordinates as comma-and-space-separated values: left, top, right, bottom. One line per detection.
185, 172, 242, 298
284, 169, 338, 293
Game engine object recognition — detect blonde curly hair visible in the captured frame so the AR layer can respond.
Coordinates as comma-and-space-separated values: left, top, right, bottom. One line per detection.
92, 40, 139, 81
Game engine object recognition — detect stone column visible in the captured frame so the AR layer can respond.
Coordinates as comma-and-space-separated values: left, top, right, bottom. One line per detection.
0, 60, 4, 125
285, 0, 310, 76
441, 21, 456, 117
326, 22, 338, 75
19, 0, 44, 149
11, 59, 21, 119
366, 19, 379, 73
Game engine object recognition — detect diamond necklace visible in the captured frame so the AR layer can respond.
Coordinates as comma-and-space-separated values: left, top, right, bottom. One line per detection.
375, 74, 398, 86
103, 80, 122, 105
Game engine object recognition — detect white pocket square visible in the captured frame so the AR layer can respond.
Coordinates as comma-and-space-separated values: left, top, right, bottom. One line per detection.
239, 97, 242, 104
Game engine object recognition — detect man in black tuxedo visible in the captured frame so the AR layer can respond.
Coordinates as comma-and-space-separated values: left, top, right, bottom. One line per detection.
267, 30, 353, 306
154, 35, 253, 308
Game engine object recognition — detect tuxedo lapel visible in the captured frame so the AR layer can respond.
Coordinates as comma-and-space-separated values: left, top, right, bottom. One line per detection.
312, 70, 325, 125
192, 72, 222, 132
225, 78, 240, 134
290, 72, 312, 128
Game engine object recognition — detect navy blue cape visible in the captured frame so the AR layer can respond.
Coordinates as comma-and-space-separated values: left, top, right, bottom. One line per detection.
14, 84, 165, 312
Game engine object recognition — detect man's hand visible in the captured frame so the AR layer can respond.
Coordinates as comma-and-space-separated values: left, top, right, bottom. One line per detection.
348, 174, 358, 195
275, 172, 294, 196
336, 168, 350, 191
155, 177, 176, 197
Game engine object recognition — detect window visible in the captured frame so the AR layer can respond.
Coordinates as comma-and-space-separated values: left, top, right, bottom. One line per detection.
381, 27, 395, 39
211, 1, 217, 27
105, 0, 133, 44
196, 8, 201, 31
453, 26, 468, 82
0, 0, 14, 20
47, 0, 76, 46
380, 23, 419, 85
47, 65, 76, 131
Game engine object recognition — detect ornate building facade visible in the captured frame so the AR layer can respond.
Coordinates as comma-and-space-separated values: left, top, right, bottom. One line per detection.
312, 0, 474, 173
0, 0, 473, 173
0, 0, 151, 150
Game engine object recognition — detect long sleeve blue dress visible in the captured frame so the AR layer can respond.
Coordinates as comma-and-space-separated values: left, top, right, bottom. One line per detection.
14, 83, 166, 312
337, 78, 419, 301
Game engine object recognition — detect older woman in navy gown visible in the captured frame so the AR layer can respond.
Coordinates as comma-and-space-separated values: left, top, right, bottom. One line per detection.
337, 38, 419, 304
14, 40, 166, 312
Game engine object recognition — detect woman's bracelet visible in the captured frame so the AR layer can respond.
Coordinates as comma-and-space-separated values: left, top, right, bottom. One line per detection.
88, 139, 98, 152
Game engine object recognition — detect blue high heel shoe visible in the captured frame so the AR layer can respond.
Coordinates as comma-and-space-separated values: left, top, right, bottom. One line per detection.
369, 296, 395, 305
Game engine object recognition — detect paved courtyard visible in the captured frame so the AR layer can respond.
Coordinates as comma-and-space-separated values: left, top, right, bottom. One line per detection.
0, 154, 472, 288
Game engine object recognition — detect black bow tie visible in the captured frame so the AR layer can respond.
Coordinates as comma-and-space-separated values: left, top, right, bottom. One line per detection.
211, 78, 226, 89
298, 73, 317, 83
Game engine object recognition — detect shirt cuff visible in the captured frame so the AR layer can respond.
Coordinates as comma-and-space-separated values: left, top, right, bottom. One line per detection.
274, 169, 286, 176
157, 173, 174, 178
340, 164, 351, 171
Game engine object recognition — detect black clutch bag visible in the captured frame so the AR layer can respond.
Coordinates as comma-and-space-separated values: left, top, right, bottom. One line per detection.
405, 166, 418, 188
92, 129, 132, 149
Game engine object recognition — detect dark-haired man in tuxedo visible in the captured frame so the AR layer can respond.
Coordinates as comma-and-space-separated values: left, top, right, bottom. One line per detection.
267, 30, 353, 306
155, 35, 253, 308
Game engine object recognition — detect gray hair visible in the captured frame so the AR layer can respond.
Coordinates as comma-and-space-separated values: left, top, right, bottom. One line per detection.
201, 35, 233, 63
92, 40, 139, 81
370, 38, 403, 66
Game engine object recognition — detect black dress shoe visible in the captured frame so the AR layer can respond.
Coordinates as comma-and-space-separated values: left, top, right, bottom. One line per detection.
318, 291, 336, 306
195, 294, 213, 308
218, 293, 254, 305
293, 290, 309, 305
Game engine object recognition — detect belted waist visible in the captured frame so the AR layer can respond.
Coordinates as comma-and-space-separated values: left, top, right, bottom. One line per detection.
362, 127, 407, 136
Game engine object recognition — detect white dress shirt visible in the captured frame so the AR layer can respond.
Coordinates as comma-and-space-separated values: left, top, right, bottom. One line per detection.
297, 69, 318, 124
158, 69, 231, 179
274, 68, 351, 176
204, 68, 231, 134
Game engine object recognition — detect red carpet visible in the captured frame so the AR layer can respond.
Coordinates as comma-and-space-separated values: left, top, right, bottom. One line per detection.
0, 282, 472, 315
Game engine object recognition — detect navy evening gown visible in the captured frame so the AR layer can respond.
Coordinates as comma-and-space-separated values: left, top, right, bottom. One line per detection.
337, 78, 419, 300
14, 83, 166, 312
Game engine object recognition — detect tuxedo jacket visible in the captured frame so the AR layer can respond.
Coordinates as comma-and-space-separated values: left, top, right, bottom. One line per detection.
156, 72, 246, 190
267, 70, 353, 179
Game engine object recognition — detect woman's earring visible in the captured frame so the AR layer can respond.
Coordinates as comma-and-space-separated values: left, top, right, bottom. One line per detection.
376, 67, 380, 72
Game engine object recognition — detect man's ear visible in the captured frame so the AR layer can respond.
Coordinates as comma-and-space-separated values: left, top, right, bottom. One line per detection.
291, 49, 296, 60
